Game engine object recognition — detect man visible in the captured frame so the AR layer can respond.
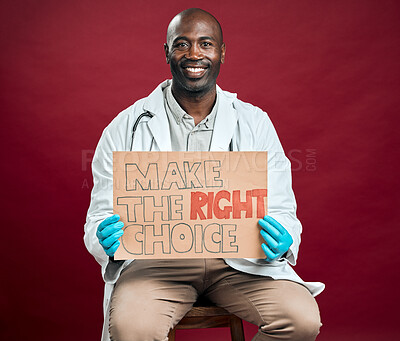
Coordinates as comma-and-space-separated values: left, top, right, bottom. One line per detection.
84, 8, 324, 341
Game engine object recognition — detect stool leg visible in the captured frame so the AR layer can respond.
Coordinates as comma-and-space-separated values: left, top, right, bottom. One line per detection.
168, 328, 176, 341
230, 315, 245, 341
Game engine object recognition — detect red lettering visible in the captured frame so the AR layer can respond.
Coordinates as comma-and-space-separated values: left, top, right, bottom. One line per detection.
191, 189, 267, 220
232, 190, 253, 219
190, 192, 208, 220
213, 190, 232, 219
207, 192, 214, 219
251, 189, 268, 218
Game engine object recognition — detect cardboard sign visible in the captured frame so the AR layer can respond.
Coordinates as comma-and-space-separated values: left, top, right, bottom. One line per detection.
113, 151, 267, 260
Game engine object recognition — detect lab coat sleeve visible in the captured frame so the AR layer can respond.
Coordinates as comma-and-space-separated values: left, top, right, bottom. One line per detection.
255, 109, 302, 265
84, 128, 116, 270
83, 107, 134, 279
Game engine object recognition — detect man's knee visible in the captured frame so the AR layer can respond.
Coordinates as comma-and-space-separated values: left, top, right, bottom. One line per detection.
259, 309, 321, 341
258, 286, 321, 340
290, 310, 321, 340
109, 314, 169, 341
275, 282, 321, 340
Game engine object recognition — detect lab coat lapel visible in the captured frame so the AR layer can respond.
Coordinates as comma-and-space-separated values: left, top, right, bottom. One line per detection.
210, 86, 238, 151
141, 82, 237, 152
143, 81, 172, 151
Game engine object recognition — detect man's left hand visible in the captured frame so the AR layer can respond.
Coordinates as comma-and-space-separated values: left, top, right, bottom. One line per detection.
258, 215, 293, 262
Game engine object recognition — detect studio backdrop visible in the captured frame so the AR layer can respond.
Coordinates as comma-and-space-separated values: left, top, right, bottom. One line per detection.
1, 1, 399, 340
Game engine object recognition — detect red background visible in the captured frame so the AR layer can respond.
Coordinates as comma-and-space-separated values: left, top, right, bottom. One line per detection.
1, 0, 399, 340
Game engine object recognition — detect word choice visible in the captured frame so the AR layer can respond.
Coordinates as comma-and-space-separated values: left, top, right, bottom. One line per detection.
121, 222, 238, 255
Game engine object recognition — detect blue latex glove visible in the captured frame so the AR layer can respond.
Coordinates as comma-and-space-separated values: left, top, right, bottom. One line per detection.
96, 214, 124, 257
258, 215, 293, 262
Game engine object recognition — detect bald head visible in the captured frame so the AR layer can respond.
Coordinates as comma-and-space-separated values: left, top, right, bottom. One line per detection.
166, 8, 223, 47
164, 8, 226, 95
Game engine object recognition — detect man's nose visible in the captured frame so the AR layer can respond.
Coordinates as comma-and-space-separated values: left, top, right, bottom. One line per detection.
186, 44, 203, 60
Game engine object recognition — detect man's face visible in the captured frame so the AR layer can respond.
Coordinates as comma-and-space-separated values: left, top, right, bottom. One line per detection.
165, 14, 225, 94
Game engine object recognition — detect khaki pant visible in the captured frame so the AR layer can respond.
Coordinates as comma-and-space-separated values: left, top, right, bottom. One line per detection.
109, 259, 321, 341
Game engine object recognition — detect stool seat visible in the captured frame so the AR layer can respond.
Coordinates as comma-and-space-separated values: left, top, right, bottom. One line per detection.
168, 297, 245, 340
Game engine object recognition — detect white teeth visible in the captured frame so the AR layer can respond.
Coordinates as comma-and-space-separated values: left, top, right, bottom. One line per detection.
186, 67, 205, 73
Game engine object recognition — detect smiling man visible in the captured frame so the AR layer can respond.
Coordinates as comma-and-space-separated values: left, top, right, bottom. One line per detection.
84, 8, 324, 341
165, 9, 225, 124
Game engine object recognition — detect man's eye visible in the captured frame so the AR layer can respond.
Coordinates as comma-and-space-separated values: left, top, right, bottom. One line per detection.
175, 42, 188, 48
202, 42, 212, 47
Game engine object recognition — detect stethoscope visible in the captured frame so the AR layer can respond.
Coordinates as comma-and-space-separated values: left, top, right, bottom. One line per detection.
130, 111, 234, 151
130, 112, 154, 151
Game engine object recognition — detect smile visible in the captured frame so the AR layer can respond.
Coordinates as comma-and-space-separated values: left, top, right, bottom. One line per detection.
182, 66, 208, 78
185, 67, 206, 73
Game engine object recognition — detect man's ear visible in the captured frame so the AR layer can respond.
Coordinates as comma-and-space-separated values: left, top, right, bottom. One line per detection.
220, 43, 226, 64
164, 43, 170, 64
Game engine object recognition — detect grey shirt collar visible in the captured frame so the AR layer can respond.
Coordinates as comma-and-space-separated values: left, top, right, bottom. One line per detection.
164, 84, 218, 127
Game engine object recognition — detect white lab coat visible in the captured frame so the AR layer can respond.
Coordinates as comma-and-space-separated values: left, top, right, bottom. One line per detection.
84, 80, 325, 341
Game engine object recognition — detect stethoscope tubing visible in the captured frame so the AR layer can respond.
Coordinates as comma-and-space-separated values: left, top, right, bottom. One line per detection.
130, 112, 154, 151
130, 111, 233, 151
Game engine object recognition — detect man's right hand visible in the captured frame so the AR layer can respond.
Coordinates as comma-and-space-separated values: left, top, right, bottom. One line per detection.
96, 214, 124, 257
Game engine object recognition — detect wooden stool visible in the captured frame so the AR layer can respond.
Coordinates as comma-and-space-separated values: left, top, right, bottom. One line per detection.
168, 297, 245, 341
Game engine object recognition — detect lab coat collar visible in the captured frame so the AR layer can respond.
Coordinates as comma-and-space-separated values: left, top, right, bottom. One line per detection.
142, 80, 238, 151
210, 85, 238, 151
143, 80, 172, 151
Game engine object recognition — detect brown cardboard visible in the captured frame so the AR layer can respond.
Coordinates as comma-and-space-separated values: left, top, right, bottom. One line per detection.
113, 151, 267, 260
